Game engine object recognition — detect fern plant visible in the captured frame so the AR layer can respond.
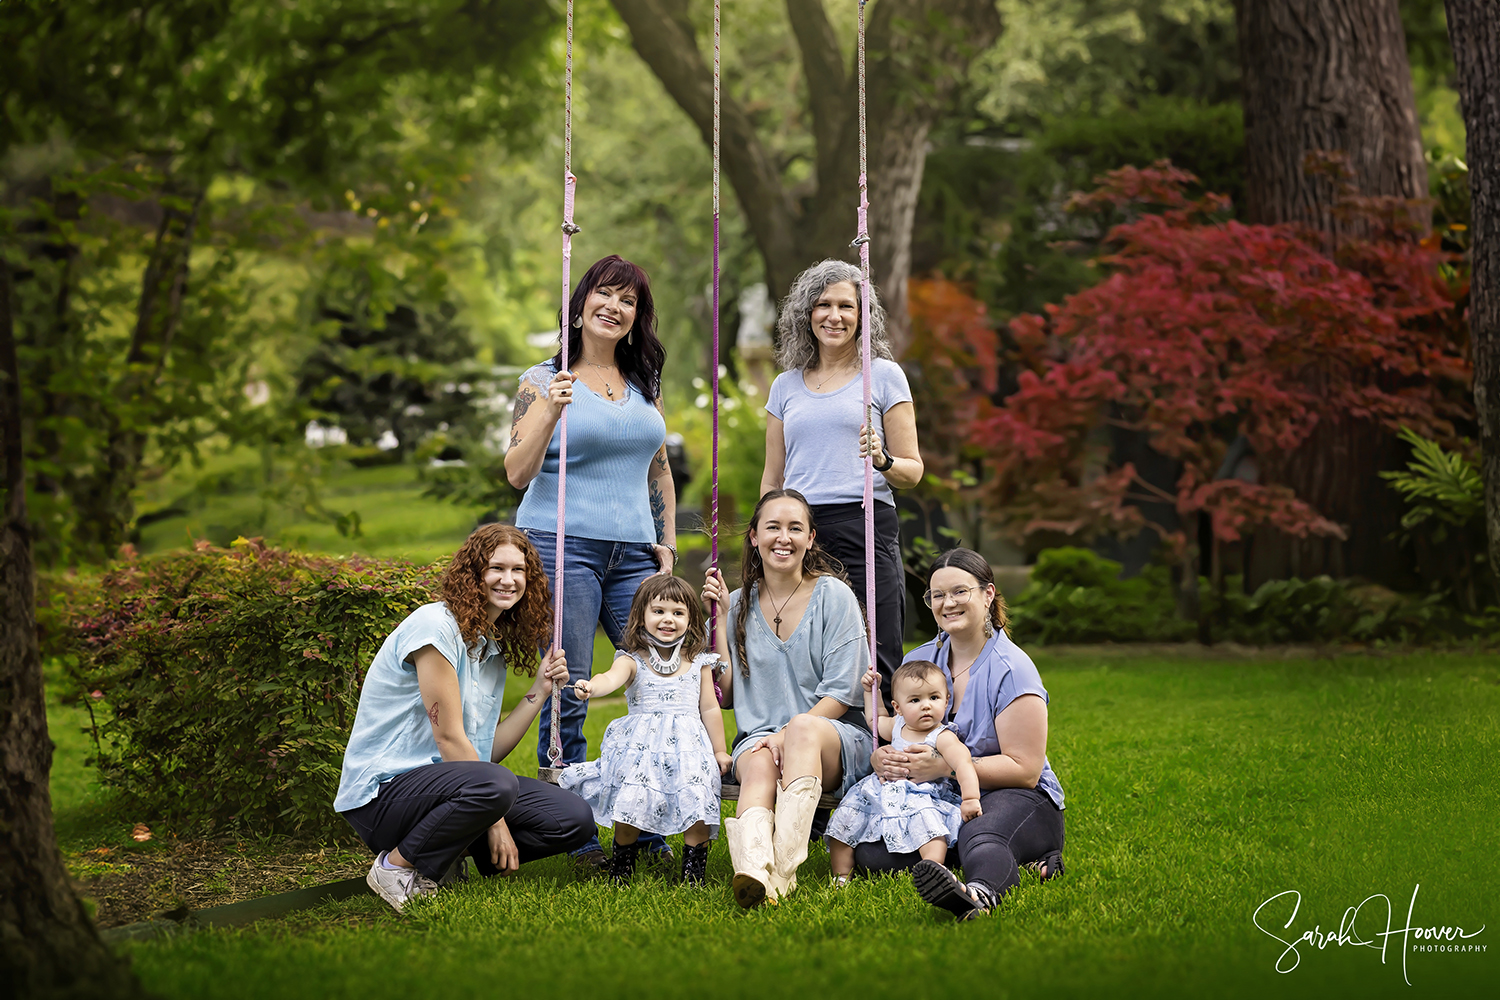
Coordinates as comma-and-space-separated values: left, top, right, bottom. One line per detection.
1380, 427, 1492, 612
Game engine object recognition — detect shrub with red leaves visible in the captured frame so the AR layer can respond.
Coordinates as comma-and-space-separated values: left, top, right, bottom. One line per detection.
967, 161, 1470, 555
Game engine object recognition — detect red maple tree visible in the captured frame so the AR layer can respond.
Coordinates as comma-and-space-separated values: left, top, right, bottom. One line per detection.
962, 161, 1470, 555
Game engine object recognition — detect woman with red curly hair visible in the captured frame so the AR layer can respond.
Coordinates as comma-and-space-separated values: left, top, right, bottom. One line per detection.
335, 524, 594, 913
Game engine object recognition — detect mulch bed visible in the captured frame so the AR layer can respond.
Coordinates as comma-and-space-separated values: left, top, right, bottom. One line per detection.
72, 837, 375, 929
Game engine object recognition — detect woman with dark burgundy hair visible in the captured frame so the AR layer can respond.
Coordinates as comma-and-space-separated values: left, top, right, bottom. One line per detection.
504, 254, 679, 871
335, 524, 593, 913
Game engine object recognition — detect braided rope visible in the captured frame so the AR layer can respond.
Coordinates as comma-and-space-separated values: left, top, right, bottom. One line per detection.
854, 0, 879, 744
709, 0, 722, 659
549, 0, 578, 769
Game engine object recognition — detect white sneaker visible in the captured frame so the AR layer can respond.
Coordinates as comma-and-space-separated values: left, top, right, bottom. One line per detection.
367, 852, 439, 913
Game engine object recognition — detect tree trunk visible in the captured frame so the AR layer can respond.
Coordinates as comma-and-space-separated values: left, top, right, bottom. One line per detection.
1, 265, 146, 997
71, 186, 203, 560
1237, 0, 1428, 234
610, 0, 1001, 354
1446, 1, 1500, 586
1235, 0, 1429, 588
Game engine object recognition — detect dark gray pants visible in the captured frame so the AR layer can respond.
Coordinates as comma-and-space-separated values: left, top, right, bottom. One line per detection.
341, 761, 595, 882
853, 785, 1064, 897
810, 501, 905, 705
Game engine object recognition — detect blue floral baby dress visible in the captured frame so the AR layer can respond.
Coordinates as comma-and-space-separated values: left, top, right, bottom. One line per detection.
559, 652, 721, 836
825, 716, 964, 853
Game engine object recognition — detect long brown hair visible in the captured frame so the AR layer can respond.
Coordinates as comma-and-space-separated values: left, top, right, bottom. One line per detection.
733, 489, 846, 676
620, 575, 707, 663
440, 524, 552, 674
928, 546, 1009, 636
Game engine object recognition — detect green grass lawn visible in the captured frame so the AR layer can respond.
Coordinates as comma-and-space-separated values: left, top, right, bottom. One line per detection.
50, 649, 1498, 998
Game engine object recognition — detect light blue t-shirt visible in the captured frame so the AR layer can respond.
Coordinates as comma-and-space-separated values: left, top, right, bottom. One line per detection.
905, 630, 1065, 809
334, 603, 507, 812
765, 358, 913, 508
514, 361, 665, 543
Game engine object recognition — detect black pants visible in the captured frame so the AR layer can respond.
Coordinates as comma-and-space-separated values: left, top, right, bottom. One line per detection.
811, 501, 904, 704
341, 761, 595, 882
853, 786, 1064, 897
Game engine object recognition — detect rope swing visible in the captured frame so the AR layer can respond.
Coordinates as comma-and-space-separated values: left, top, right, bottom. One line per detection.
548, 0, 579, 771
709, 0, 722, 655
854, 0, 881, 746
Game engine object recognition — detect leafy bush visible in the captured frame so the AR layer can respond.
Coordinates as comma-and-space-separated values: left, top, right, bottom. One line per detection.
1009, 548, 1193, 644
43, 540, 442, 837
1007, 547, 1498, 646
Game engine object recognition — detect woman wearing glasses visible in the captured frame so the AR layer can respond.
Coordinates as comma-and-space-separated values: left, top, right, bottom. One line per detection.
857, 547, 1065, 920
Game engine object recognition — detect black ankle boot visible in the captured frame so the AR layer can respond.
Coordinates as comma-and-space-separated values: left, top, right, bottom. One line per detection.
609, 839, 640, 885
681, 842, 709, 886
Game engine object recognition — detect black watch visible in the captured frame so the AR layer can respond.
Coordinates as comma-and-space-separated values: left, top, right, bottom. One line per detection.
874, 451, 895, 472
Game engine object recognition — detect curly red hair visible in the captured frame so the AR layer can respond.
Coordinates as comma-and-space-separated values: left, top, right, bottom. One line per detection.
440, 524, 551, 675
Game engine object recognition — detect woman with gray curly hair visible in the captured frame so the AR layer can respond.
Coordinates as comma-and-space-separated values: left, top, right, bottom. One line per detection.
760, 259, 923, 701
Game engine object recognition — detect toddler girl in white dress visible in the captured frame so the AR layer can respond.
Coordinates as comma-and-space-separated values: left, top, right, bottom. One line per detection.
826, 660, 982, 884
560, 575, 732, 885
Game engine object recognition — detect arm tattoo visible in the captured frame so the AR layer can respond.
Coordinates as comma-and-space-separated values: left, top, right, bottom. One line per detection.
650, 479, 667, 543
427, 702, 439, 729
653, 446, 669, 473
524, 692, 537, 703
510, 386, 537, 448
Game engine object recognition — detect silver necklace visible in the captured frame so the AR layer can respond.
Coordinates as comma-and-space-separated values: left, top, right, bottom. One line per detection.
585, 361, 622, 398
644, 633, 686, 676
812, 359, 859, 391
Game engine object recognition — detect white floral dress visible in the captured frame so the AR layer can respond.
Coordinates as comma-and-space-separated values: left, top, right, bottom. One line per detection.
559, 653, 721, 836
825, 717, 964, 853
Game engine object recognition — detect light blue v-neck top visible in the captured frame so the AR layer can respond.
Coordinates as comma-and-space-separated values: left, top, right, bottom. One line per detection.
514, 361, 665, 543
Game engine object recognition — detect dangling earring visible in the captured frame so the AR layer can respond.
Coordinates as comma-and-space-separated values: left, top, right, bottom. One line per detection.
983, 612, 995, 639
627, 329, 634, 345
572, 316, 582, 328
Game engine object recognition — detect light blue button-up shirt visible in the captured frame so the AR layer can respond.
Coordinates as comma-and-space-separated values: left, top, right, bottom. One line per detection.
334, 602, 507, 812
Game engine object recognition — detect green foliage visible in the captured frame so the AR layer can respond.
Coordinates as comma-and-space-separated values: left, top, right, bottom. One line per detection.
1008, 548, 1194, 644
1380, 427, 1484, 535
44, 542, 443, 836
1008, 547, 1498, 646
674, 375, 767, 528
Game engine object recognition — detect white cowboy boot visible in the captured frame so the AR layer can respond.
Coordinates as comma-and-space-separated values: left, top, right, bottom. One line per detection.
724, 806, 775, 909
769, 775, 822, 899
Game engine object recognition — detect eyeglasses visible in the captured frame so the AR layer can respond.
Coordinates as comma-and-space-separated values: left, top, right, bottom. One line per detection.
922, 585, 978, 608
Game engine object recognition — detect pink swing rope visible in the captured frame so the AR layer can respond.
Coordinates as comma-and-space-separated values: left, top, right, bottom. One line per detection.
709, 0, 722, 656
548, 0, 579, 770
854, 0, 880, 745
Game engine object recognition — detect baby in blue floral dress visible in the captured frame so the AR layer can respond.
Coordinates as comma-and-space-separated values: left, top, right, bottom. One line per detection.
560, 575, 732, 886
826, 660, 982, 884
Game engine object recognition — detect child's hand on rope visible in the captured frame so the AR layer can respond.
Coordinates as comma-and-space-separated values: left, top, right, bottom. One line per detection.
961, 796, 983, 823
861, 668, 879, 693
571, 678, 594, 700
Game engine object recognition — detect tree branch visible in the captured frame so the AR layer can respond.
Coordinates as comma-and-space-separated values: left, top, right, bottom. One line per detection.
610, 0, 799, 275
786, 0, 848, 177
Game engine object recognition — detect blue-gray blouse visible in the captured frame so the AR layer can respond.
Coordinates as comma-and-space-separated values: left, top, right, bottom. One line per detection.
904, 630, 1065, 808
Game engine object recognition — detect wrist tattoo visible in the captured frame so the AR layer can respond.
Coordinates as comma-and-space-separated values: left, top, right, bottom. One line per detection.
524, 692, 537, 703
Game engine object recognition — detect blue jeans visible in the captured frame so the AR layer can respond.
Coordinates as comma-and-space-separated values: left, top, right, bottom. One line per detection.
522, 529, 668, 856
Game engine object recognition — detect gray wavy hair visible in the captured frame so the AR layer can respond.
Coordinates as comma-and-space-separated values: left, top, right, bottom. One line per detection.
774, 259, 892, 371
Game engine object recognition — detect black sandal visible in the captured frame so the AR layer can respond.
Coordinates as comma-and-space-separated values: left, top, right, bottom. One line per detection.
680, 842, 709, 887
609, 839, 640, 885
1037, 850, 1065, 882
912, 859, 996, 921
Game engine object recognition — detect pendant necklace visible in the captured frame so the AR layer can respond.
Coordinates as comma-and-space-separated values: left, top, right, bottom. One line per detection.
644, 633, 687, 676
812, 361, 857, 392
586, 361, 621, 399
763, 577, 805, 638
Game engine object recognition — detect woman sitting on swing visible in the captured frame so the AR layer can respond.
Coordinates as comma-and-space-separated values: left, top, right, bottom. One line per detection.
701, 489, 873, 908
